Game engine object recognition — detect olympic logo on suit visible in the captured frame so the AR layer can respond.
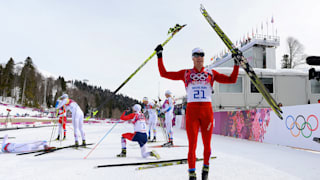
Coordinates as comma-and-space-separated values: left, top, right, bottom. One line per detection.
285, 114, 319, 138
190, 73, 208, 81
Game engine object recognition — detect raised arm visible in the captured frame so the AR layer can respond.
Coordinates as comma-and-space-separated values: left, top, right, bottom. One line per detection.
155, 44, 185, 81
56, 98, 67, 109
213, 65, 239, 84
120, 111, 136, 121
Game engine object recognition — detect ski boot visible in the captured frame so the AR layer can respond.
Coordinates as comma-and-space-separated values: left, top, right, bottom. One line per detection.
151, 136, 156, 142
202, 166, 209, 180
55, 135, 60, 141
44, 145, 55, 152
313, 137, 320, 143
162, 140, 173, 147
147, 136, 151, 141
82, 140, 86, 147
189, 171, 197, 180
75, 141, 79, 148
117, 149, 126, 157
63, 135, 66, 140
150, 150, 160, 160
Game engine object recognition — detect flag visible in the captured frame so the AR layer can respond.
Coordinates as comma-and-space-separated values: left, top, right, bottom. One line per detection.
252, 28, 254, 37
271, 16, 274, 23
261, 22, 263, 30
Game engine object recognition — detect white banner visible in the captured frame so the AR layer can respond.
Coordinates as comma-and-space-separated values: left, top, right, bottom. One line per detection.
264, 104, 320, 151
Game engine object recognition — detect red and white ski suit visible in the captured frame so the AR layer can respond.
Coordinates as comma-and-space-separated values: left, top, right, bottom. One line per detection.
57, 99, 85, 142
120, 111, 152, 158
158, 56, 239, 169
58, 105, 67, 136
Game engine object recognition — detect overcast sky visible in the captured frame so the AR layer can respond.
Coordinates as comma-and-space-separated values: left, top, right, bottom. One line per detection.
0, 0, 319, 102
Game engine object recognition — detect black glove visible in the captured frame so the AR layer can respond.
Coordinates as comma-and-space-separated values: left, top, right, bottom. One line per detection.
234, 59, 239, 66
232, 54, 240, 66
155, 44, 163, 58
124, 107, 132, 115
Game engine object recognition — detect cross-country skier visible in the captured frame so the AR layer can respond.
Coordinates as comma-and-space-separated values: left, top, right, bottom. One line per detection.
117, 104, 160, 160
56, 94, 86, 147
161, 90, 175, 147
1, 134, 53, 153
155, 44, 239, 180
55, 100, 67, 140
143, 97, 158, 142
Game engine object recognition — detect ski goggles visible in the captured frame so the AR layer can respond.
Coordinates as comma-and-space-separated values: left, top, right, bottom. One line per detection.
192, 52, 205, 58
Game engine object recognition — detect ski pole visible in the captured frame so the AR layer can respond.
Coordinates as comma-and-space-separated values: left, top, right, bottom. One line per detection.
157, 99, 168, 142
85, 24, 186, 121
48, 110, 58, 146
83, 24, 186, 159
83, 120, 120, 159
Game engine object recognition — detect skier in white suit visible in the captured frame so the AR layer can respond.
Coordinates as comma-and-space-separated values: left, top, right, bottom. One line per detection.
56, 94, 86, 146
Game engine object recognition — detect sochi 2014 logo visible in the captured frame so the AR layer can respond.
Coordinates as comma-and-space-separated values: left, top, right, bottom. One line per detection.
285, 114, 319, 138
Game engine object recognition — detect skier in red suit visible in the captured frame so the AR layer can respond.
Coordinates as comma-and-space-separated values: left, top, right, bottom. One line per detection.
155, 44, 239, 180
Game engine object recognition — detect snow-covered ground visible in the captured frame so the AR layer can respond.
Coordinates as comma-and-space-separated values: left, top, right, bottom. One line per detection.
0, 102, 47, 118
1, 123, 320, 180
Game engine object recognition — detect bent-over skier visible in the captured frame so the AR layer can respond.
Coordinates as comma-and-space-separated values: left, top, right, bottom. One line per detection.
56, 94, 86, 147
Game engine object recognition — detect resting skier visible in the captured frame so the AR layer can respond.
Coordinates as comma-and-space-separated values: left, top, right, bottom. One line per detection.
55, 100, 67, 140
155, 44, 239, 180
1, 134, 53, 153
117, 104, 160, 159
56, 94, 86, 147
161, 90, 175, 147
143, 97, 158, 142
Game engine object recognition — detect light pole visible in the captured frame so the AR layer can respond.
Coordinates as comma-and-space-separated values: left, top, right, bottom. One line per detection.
21, 57, 32, 105
43, 78, 47, 108
21, 72, 27, 105
11, 61, 23, 104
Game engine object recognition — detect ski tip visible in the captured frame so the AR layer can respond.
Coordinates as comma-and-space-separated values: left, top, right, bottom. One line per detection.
200, 4, 206, 12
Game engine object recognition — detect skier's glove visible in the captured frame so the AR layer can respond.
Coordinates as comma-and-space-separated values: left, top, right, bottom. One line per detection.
232, 54, 240, 66
234, 59, 239, 66
155, 44, 163, 58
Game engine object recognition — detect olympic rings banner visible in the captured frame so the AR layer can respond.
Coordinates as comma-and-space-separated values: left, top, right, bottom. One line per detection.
263, 103, 320, 151
212, 104, 320, 151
